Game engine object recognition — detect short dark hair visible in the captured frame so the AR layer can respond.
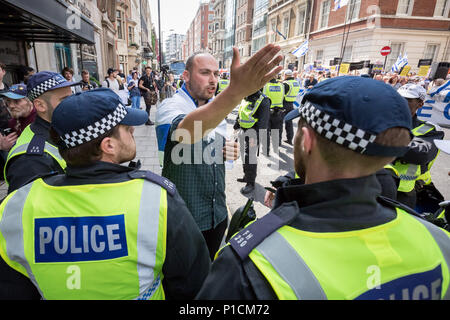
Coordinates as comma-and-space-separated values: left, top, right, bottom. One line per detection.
0, 62, 6, 71
61, 67, 74, 76
81, 69, 90, 76
50, 126, 121, 167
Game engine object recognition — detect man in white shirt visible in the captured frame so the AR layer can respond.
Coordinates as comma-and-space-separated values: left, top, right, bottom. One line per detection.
102, 68, 120, 94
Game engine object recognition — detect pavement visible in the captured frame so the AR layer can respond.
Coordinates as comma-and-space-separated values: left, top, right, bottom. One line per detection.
0, 100, 449, 221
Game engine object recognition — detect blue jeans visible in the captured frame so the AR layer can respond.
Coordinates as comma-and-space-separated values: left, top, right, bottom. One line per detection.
131, 95, 141, 109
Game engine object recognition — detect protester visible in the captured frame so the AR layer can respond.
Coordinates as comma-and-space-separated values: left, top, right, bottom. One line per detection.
127, 72, 141, 109
196, 76, 450, 300
156, 44, 283, 260
116, 75, 129, 106
61, 67, 82, 94
304, 74, 318, 88
3, 71, 75, 193
80, 70, 98, 91
0, 88, 211, 300
139, 66, 158, 125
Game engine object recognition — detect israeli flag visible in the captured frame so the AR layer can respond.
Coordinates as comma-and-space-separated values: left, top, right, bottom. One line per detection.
391, 53, 408, 73
292, 40, 309, 58
333, 0, 349, 11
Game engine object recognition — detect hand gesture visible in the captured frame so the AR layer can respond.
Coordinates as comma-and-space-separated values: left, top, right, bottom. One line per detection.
0, 131, 18, 151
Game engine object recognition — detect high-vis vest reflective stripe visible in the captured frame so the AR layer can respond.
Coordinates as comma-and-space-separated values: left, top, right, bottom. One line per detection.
394, 122, 439, 193
238, 96, 265, 129
4, 125, 67, 184
284, 79, 301, 102
384, 164, 399, 177
248, 208, 450, 300
217, 79, 229, 93
263, 83, 284, 108
0, 178, 168, 300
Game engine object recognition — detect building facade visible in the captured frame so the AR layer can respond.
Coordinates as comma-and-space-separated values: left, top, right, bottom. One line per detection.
211, 0, 227, 68
235, 0, 255, 63
165, 33, 186, 62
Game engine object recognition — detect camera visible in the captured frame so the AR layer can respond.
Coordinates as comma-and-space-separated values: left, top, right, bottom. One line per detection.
1, 128, 12, 135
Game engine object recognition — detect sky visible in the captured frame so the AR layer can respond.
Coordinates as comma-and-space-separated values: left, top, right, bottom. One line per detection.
149, 0, 207, 41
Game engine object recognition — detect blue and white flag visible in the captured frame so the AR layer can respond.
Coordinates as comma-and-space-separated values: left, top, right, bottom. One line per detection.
333, 0, 349, 11
275, 28, 287, 40
292, 40, 309, 58
391, 53, 408, 73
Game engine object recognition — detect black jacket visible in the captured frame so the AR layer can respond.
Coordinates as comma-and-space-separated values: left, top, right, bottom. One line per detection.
0, 161, 211, 300
5, 116, 66, 194
234, 92, 270, 131
196, 175, 401, 299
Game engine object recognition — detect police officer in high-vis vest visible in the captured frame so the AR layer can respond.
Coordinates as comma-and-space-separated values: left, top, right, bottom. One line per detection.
197, 76, 450, 300
3, 72, 77, 194
393, 84, 445, 210
216, 73, 230, 95
262, 76, 284, 155
0, 88, 210, 300
282, 69, 300, 145
234, 89, 270, 195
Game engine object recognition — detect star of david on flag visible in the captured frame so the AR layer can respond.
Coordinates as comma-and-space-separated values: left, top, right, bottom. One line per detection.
292, 40, 309, 58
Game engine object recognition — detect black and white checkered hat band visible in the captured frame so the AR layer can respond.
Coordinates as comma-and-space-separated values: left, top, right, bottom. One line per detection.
28, 78, 64, 101
300, 102, 377, 154
62, 104, 128, 148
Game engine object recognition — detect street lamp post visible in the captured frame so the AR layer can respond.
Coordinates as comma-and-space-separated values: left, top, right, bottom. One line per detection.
158, 0, 162, 69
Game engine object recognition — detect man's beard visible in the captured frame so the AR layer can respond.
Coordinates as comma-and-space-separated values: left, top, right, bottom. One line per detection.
186, 81, 214, 102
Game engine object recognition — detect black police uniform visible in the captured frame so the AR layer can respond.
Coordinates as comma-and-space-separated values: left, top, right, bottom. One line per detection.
234, 91, 270, 187
282, 77, 296, 144
196, 175, 403, 299
266, 79, 284, 155
0, 161, 211, 299
4, 116, 66, 194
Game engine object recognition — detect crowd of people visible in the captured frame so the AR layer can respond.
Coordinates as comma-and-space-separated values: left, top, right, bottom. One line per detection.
0, 43, 448, 301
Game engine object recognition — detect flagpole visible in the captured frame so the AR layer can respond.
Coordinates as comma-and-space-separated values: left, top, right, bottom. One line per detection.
341, 0, 356, 63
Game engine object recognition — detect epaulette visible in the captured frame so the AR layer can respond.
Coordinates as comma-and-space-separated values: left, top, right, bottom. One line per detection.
377, 196, 426, 220
128, 170, 176, 197
229, 201, 298, 261
26, 134, 46, 155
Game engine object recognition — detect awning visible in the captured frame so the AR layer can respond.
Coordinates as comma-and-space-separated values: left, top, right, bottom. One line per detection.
0, 0, 95, 44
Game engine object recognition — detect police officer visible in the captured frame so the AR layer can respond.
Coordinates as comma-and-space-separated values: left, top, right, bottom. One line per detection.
262, 76, 284, 155
234, 89, 270, 195
196, 76, 450, 300
0, 88, 210, 300
216, 73, 230, 95
282, 69, 300, 145
3, 72, 76, 194
393, 84, 445, 210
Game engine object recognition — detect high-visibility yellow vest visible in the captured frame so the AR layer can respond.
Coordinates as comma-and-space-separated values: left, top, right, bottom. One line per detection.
238, 95, 265, 129
284, 79, 301, 102
217, 79, 229, 94
248, 207, 450, 300
0, 177, 168, 300
4, 125, 67, 184
393, 122, 439, 193
263, 82, 284, 108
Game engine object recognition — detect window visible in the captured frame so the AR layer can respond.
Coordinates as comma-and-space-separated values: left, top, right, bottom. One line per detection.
316, 50, 323, 63
319, 0, 331, 29
271, 19, 277, 42
397, 0, 414, 16
128, 26, 134, 43
424, 44, 440, 61
387, 42, 405, 70
116, 10, 124, 39
342, 45, 353, 62
346, 0, 361, 21
434, 0, 450, 17
283, 12, 290, 39
297, 5, 306, 36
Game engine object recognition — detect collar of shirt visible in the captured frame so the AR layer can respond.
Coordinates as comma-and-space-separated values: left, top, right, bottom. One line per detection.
181, 83, 213, 107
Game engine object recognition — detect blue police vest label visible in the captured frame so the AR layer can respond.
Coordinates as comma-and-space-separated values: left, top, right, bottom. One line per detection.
34, 215, 128, 263
269, 86, 281, 92
355, 265, 443, 300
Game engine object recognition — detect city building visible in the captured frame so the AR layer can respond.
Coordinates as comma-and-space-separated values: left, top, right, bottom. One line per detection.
251, 0, 269, 55
211, 0, 227, 68
165, 33, 186, 63
306, 0, 450, 73
224, 0, 237, 67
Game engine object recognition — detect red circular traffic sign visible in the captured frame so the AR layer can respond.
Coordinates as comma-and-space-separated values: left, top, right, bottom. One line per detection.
381, 46, 391, 56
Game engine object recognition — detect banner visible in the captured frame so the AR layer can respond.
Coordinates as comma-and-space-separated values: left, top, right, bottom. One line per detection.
417, 81, 450, 128
418, 65, 431, 77
292, 40, 309, 58
339, 63, 350, 75
399, 65, 411, 76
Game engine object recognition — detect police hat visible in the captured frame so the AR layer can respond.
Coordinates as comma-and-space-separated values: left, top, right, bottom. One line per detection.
284, 76, 412, 157
0, 84, 27, 100
27, 71, 80, 101
52, 88, 149, 148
